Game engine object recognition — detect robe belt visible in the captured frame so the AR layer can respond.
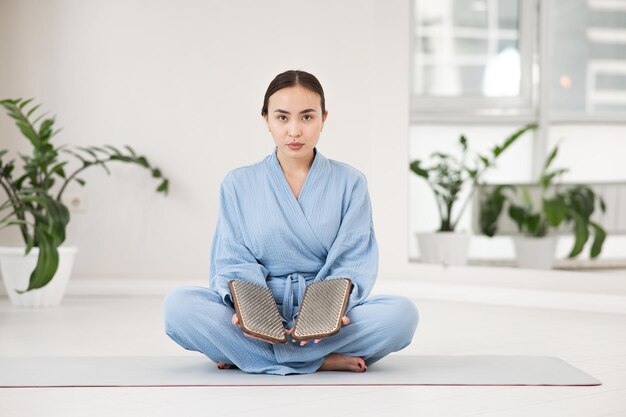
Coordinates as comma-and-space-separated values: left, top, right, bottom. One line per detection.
267, 273, 313, 322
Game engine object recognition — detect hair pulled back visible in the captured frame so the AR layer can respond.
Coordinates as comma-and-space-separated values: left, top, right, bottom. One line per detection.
261, 70, 326, 117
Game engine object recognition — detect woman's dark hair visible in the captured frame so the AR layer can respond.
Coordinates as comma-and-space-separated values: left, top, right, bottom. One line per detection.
261, 70, 326, 117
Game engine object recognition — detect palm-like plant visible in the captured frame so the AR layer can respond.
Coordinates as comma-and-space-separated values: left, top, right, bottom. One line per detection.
479, 144, 607, 258
0, 98, 169, 292
409, 124, 537, 232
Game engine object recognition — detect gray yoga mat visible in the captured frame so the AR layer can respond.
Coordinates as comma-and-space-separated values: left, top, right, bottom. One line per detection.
0, 355, 601, 387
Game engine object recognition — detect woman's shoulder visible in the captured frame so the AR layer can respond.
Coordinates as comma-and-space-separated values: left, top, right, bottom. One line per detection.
327, 158, 368, 186
221, 156, 268, 188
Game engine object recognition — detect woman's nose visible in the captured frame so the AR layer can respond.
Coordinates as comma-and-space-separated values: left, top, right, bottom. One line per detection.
288, 121, 301, 137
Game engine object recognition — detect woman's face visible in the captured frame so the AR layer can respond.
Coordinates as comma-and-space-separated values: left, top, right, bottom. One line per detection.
263, 85, 328, 162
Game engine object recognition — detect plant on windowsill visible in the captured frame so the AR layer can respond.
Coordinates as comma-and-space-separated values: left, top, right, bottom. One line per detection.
408, 123, 537, 266
0, 98, 169, 306
478, 144, 607, 269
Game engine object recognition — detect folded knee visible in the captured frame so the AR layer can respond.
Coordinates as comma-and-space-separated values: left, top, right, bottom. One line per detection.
396, 295, 419, 330
163, 287, 197, 330
381, 295, 419, 345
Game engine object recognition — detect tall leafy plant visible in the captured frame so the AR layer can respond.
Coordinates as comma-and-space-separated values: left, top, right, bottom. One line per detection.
409, 124, 537, 232
479, 144, 607, 258
0, 98, 169, 292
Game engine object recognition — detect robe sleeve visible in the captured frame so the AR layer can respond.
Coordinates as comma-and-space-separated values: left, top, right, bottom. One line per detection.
209, 173, 270, 307
314, 172, 378, 315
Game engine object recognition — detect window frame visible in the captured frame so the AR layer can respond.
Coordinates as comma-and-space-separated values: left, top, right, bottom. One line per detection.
409, 0, 626, 125
409, 0, 538, 124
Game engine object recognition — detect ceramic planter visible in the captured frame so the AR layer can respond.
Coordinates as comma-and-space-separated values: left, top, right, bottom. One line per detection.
513, 236, 558, 270
0, 246, 78, 307
416, 231, 471, 266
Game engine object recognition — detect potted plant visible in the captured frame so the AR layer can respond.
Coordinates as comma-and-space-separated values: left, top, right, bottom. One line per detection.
409, 124, 537, 266
0, 98, 169, 306
479, 144, 606, 269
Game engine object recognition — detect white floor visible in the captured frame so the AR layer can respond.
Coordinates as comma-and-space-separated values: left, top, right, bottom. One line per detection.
1, 281, 626, 417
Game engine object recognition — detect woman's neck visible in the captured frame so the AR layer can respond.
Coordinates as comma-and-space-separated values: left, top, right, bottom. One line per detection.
276, 148, 315, 176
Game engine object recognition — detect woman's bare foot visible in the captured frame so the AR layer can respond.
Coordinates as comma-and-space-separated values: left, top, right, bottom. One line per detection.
216, 361, 238, 370
318, 353, 367, 372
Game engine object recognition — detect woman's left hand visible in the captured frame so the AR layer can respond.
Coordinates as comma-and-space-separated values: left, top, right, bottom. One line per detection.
286, 316, 350, 346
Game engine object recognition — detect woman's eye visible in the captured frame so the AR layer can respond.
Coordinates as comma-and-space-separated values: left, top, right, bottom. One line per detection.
278, 115, 287, 121
303, 115, 312, 121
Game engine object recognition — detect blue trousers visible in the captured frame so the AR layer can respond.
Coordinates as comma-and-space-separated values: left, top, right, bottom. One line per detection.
162, 286, 419, 375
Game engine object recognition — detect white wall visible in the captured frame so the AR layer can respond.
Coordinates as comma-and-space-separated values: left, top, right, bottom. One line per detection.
4, 1, 622, 286
0, 0, 418, 281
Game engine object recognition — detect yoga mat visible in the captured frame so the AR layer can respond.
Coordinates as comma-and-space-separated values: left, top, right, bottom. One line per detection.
0, 355, 601, 387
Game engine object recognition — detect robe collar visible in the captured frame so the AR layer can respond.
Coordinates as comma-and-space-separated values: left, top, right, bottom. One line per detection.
269, 145, 327, 202
265, 145, 329, 260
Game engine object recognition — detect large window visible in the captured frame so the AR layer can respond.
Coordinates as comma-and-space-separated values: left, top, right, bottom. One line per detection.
409, 0, 626, 263
550, 0, 626, 118
411, 0, 534, 121
411, 0, 626, 122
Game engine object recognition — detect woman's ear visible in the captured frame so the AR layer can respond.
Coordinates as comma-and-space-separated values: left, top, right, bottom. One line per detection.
262, 114, 270, 131
321, 111, 329, 130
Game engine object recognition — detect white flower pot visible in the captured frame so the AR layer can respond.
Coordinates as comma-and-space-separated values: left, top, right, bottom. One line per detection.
513, 236, 557, 270
416, 231, 471, 266
0, 246, 78, 307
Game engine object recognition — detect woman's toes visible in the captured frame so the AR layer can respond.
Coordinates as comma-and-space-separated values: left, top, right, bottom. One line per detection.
217, 361, 237, 370
354, 357, 367, 372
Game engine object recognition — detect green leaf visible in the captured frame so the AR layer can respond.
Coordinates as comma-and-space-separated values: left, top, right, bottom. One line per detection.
124, 145, 137, 157
16, 120, 39, 144
157, 178, 169, 195
136, 156, 149, 168
110, 155, 132, 162
540, 168, 569, 188
526, 213, 543, 236
543, 145, 559, 171
39, 118, 55, 141
0, 98, 19, 106
77, 146, 99, 160
104, 145, 122, 155
492, 123, 537, 158
589, 222, 606, 258
90, 146, 111, 155
409, 160, 429, 179
31, 111, 50, 126
508, 204, 528, 233
479, 184, 514, 237
63, 149, 91, 167
568, 213, 589, 258
50, 161, 68, 178
50, 127, 64, 138
26, 103, 42, 118
459, 135, 468, 151
543, 197, 566, 227
18, 98, 34, 109
16, 228, 59, 292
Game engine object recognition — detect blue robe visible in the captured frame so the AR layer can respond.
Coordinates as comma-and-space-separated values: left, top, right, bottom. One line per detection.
163, 147, 418, 375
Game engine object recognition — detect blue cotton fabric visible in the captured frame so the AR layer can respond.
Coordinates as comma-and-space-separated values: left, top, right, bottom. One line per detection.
163, 147, 418, 375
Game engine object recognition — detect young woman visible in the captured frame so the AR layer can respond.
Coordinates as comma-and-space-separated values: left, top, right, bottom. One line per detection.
163, 70, 418, 375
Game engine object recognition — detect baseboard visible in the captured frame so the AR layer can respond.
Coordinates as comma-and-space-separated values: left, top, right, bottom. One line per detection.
372, 280, 626, 315
2, 271, 625, 315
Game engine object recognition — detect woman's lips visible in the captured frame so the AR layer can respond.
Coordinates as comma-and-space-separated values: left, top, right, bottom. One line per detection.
288, 143, 304, 149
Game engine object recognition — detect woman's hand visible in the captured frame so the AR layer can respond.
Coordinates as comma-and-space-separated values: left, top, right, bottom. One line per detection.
231, 313, 288, 344
286, 316, 350, 346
